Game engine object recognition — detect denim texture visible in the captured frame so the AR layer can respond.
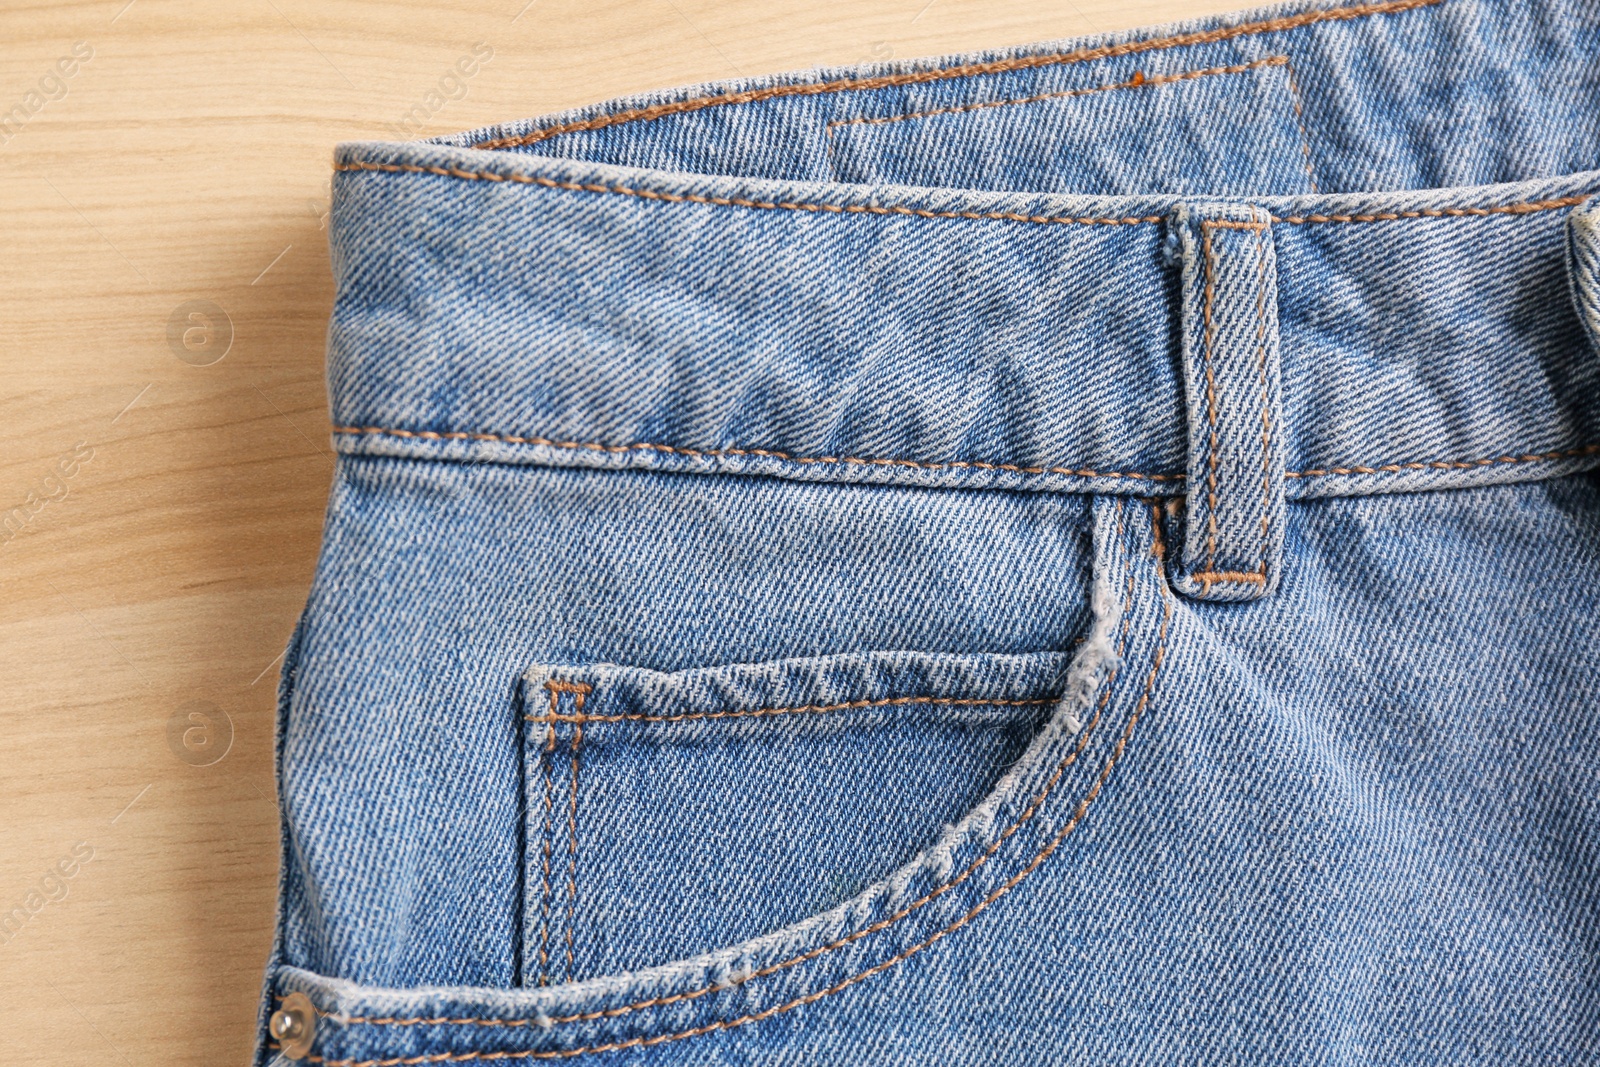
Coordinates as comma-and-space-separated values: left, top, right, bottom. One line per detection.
260, 0, 1600, 1063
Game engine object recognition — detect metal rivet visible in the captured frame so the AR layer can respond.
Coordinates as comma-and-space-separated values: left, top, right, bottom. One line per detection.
269, 991, 317, 1060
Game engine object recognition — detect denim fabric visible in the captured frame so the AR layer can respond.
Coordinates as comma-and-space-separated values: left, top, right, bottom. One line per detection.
259, 0, 1600, 1063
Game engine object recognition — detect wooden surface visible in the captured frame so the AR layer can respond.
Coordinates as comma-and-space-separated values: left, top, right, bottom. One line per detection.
0, 1, 1240, 1062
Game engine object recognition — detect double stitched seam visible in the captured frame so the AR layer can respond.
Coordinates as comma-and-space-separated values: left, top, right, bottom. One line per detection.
330, 425, 1181, 483
1285, 443, 1600, 478
535, 689, 559, 986
471, 0, 1441, 149
328, 161, 1589, 226
1252, 217, 1273, 582
1193, 218, 1272, 592
1199, 221, 1222, 579
314, 500, 1161, 1044
563, 688, 585, 982
827, 56, 1286, 135
297, 504, 1173, 1064
332, 428, 1600, 488
535, 682, 592, 985
1273, 196, 1589, 224
331, 162, 1585, 227
825, 58, 1320, 194
332, 161, 1159, 226
526, 693, 1053, 727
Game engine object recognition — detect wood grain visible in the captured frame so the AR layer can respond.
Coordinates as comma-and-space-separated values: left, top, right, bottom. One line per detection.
0, 1, 1242, 1062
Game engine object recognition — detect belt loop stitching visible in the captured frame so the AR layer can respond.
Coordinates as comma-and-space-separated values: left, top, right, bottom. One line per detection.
1200, 221, 1222, 577
564, 688, 585, 984
1252, 208, 1274, 583
1180, 209, 1278, 600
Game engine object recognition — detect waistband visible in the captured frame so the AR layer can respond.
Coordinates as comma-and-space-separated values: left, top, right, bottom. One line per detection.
324, 0, 1600, 505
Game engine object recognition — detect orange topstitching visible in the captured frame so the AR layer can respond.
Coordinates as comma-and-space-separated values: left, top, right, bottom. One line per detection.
823, 56, 1319, 201
526, 693, 1055, 726
330, 424, 1179, 482
534, 689, 558, 986
1282, 443, 1600, 478
1281, 59, 1320, 192
824, 57, 1288, 133
1251, 211, 1275, 582
334, 427, 1600, 485
332, 160, 1161, 227
563, 690, 584, 983
331, 160, 1586, 230
1273, 196, 1591, 224
469, 0, 1442, 150
1192, 213, 1277, 594
1198, 221, 1223, 575
1190, 569, 1269, 586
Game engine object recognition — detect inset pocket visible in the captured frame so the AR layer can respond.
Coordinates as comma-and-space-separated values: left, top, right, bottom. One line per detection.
520, 648, 1071, 986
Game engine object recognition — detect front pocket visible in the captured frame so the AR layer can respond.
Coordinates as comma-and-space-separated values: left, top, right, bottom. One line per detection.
520, 648, 1073, 986
269, 496, 1174, 1065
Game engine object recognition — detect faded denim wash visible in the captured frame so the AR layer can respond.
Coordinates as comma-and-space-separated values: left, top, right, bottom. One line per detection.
259, 0, 1600, 1063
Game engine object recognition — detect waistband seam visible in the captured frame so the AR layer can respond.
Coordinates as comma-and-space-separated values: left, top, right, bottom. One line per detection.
329, 425, 1600, 485
329, 425, 1181, 483
332, 161, 1161, 227
331, 160, 1589, 229
471, 0, 1444, 151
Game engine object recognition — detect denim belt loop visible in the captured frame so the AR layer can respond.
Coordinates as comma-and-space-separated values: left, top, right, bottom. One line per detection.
1171, 202, 1285, 602
1567, 195, 1600, 357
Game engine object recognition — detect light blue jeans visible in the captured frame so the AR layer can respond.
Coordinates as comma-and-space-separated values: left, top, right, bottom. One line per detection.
259, 0, 1600, 1063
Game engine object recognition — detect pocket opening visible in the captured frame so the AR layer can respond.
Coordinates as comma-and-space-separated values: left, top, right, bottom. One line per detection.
519, 648, 1077, 985
269, 496, 1176, 1066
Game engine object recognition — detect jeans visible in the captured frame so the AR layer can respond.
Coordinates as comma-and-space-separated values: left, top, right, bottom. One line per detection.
258, 0, 1600, 1062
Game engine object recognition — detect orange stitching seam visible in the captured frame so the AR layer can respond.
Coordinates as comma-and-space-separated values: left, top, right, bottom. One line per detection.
1284, 443, 1600, 478
332, 161, 1160, 227
825, 57, 1286, 135
334, 428, 1600, 485
471, 0, 1441, 149
330, 425, 1181, 483
1199, 222, 1221, 576
1194, 214, 1277, 596
524, 693, 1054, 727
1282, 59, 1319, 192
304, 501, 1143, 1037
332, 161, 1586, 229
1274, 196, 1589, 224
1190, 569, 1268, 585
301, 505, 1173, 1065
534, 690, 558, 986
563, 690, 584, 982
1251, 213, 1274, 583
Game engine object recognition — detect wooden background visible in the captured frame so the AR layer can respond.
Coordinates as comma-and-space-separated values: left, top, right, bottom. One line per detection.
0, 0, 1237, 1062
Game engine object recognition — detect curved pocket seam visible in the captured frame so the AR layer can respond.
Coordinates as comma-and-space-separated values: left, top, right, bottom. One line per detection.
302, 501, 1175, 1064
